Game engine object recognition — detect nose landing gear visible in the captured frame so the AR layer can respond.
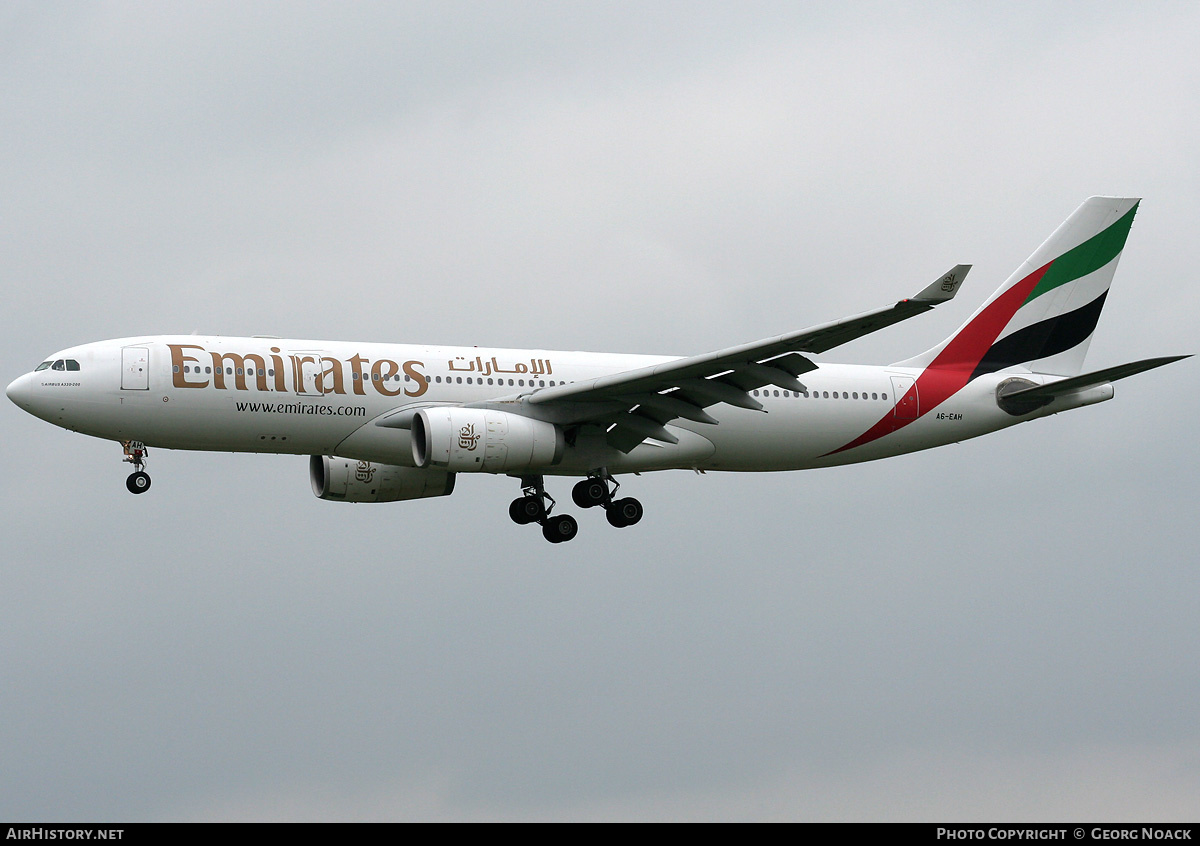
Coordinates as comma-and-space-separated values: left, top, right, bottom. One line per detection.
122, 441, 151, 494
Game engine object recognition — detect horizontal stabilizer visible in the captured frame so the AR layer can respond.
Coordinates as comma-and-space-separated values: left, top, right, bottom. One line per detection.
997, 355, 1190, 414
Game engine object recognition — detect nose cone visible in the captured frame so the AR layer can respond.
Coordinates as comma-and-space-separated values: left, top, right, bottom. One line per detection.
6, 372, 32, 412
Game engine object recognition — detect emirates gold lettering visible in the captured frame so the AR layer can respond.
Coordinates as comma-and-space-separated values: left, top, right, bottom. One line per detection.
168, 344, 208, 388
371, 359, 402, 397
402, 360, 428, 397
210, 352, 268, 391
169, 343, 427, 398
318, 357, 345, 395
348, 353, 368, 396
289, 354, 303, 392
269, 348, 287, 392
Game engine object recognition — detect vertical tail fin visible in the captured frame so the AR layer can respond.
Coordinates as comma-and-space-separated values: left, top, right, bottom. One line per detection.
894, 196, 1140, 378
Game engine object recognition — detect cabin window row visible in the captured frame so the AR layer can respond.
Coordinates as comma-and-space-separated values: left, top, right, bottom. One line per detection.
429, 376, 557, 388
171, 364, 561, 389
751, 388, 888, 401
176, 365, 407, 382
166, 365, 886, 399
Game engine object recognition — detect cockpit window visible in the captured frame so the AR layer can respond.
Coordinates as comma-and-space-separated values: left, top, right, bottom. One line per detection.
34, 361, 52, 372
66, 360, 80, 371
51, 360, 66, 371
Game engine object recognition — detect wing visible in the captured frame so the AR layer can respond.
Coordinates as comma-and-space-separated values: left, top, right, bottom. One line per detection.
473, 265, 971, 453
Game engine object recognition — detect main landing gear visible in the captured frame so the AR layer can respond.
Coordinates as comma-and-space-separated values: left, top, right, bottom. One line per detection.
571, 470, 643, 528
122, 440, 151, 494
509, 471, 643, 543
509, 475, 578, 544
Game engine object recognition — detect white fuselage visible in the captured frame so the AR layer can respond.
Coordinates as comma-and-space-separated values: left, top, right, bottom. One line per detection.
6, 335, 1094, 477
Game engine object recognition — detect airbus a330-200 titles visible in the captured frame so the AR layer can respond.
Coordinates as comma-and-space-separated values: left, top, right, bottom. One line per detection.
7, 197, 1188, 542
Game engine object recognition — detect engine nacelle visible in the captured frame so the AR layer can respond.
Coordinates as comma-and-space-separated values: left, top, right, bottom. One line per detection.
411, 407, 564, 473
310, 455, 456, 503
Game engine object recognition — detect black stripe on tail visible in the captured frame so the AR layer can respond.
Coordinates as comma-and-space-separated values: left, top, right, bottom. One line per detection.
970, 290, 1108, 382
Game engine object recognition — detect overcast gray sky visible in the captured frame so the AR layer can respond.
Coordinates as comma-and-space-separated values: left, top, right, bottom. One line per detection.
2, 1, 1198, 821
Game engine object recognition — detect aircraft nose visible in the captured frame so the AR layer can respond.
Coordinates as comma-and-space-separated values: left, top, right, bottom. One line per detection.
6, 372, 32, 411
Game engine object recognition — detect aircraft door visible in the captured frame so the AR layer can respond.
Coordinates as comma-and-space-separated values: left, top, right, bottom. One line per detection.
121, 347, 150, 390
288, 350, 327, 396
889, 374, 918, 419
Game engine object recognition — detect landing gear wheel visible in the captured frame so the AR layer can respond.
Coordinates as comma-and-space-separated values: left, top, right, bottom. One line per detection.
509, 496, 544, 525
572, 478, 608, 509
606, 497, 642, 528
126, 471, 151, 495
542, 514, 579, 543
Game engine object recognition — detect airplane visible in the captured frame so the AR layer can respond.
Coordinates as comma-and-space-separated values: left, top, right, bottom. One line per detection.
6, 197, 1188, 543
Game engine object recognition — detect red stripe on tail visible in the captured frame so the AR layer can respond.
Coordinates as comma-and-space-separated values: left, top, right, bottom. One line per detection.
826, 263, 1050, 456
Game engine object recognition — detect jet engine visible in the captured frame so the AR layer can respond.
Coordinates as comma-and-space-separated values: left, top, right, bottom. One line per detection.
411, 407, 563, 473
310, 455, 455, 502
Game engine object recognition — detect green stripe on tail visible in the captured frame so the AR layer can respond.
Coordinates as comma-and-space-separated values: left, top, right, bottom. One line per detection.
1025, 202, 1139, 304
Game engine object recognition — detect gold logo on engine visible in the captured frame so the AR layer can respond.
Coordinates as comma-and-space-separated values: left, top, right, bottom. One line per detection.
458, 423, 481, 451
